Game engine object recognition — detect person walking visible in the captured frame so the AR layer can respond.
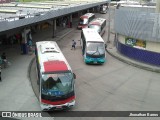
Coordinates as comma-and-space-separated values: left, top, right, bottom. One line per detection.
71, 40, 76, 50
28, 39, 33, 55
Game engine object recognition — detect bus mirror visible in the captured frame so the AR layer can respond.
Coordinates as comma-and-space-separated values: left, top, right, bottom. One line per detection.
105, 44, 107, 49
73, 73, 76, 79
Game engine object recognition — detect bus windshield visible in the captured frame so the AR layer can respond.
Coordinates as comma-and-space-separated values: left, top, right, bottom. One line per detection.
86, 42, 105, 55
79, 18, 88, 25
41, 72, 74, 97
88, 25, 101, 33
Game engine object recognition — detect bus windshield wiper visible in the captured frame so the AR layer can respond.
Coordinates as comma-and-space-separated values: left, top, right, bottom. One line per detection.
91, 46, 100, 56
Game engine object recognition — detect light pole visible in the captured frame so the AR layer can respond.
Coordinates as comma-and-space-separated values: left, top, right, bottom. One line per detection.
107, 0, 111, 43
156, 0, 160, 12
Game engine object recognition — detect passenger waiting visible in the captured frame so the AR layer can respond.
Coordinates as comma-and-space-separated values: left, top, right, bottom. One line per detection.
1, 52, 7, 68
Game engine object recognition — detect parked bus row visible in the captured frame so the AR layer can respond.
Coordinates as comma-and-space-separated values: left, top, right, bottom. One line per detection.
78, 13, 107, 64
77, 13, 107, 36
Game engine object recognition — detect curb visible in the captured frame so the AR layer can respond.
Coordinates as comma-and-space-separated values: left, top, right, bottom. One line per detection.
28, 57, 52, 117
106, 49, 160, 73
28, 56, 38, 99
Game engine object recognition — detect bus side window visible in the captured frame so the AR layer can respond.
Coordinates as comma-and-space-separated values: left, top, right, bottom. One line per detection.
102, 20, 106, 32
73, 73, 76, 79
81, 33, 86, 55
83, 41, 86, 55
35, 47, 37, 55
80, 31, 83, 46
89, 17, 91, 23
89, 15, 94, 23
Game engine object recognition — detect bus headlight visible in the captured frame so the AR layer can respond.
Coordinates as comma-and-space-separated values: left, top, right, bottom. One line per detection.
42, 103, 49, 106
69, 99, 75, 104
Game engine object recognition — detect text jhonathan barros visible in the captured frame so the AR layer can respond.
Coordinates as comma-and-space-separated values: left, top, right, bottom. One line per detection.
129, 113, 158, 117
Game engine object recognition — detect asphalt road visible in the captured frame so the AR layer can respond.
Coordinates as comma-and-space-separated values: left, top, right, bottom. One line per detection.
29, 10, 160, 120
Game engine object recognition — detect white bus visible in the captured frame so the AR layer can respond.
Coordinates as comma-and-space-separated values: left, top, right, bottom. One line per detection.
35, 41, 76, 111
80, 28, 106, 64
77, 13, 95, 29
88, 18, 106, 36
100, 5, 108, 14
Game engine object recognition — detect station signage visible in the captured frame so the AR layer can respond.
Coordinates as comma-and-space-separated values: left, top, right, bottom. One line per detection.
125, 37, 146, 49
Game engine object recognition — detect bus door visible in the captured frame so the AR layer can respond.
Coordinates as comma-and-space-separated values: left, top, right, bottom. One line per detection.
81, 32, 86, 55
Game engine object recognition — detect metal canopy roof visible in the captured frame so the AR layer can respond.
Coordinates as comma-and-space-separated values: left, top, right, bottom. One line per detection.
0, 0, 109, 32
0, 9, 18, 13
17, 4, 52, 9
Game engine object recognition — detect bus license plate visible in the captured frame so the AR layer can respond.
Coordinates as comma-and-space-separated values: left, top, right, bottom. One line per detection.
93, 59, 97, 63
56, 106, 62, 109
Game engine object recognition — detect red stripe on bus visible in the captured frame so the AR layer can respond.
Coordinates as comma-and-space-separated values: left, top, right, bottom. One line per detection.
90, 22, 100, 25
43, 61, 68, 72
81, 16, 88, 19
78, 25, 87, 28
41, 96, 75, 105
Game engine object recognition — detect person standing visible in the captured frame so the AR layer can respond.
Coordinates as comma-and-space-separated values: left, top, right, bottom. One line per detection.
71, 40, 76, 50
28, 39, 33, 55
1, 52, 7, 68
63, 20, 66, 28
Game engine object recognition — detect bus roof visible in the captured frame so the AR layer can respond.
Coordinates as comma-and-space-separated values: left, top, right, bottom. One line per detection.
89, 18, 106, 25
36, 41, 71, 73
82, 28, 104, 43
89, 18, 106, 26
80, 13, 94, 19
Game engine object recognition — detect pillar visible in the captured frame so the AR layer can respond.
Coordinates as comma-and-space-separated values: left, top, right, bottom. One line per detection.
78, 11, 82, 17
69, 14, 72, 28
156, 0, 160, 13
92, 7, 94, 12
52, 19, 56, 38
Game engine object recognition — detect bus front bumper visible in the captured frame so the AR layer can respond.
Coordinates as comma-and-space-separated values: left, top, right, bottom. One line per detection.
41, 100, 75, 111
85, 57, 106, 64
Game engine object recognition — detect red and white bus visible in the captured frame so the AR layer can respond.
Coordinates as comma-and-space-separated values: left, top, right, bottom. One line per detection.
77, 13, 95, 29
35, 41, 76, 111
88, 18, 106, 36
